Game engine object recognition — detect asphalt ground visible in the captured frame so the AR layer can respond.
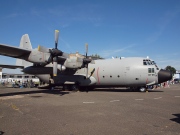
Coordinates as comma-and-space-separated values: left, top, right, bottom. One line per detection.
0, 84, 180, 135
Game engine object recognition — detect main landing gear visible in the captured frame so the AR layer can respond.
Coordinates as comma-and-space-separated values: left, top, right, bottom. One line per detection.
62, 85, 94, 92
62, 84, 79, 91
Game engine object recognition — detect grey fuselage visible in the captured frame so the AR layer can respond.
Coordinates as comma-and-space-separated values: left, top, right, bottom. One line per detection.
36, 57, 164, 88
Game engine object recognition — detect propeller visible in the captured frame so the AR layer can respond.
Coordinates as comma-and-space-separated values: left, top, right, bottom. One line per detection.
37, 30, 95, 78
83, 43, 93, 78
55, 30, 59, 49
85, 43, 88, 58
52, 30, 61, 76
40, 30, 62, 76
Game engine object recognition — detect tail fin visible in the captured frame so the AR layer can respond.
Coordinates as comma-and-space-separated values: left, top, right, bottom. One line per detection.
19, 34, 32, 50
16, 34, 33, 67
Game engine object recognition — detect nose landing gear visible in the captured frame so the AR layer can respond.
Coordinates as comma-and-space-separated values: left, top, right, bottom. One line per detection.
139, 87, 146, 92
130, 87, 147, 92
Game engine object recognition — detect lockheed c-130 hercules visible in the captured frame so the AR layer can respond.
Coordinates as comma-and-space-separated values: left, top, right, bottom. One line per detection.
0, 30, 172, 92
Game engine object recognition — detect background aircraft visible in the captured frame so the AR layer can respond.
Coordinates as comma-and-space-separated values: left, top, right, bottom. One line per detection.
0, 30, 172, 92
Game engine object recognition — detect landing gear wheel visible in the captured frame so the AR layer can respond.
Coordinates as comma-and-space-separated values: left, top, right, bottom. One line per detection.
78, 86, 95, 92
71, 85, 78, 91
139, 87, 146, 92
78, 86, 85, 92
130, 87, 137, 92
62, 85, 70, 91
62, 85, 79, 91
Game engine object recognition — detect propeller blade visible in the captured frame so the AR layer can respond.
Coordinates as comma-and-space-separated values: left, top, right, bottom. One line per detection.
89, 68, 95, 77
55, 30, 59, 49
90, 60, 95, 64
38, 45, 49, 53
85, 43, 88, 58
53, 57, 58, 76
86, 64, 88, 79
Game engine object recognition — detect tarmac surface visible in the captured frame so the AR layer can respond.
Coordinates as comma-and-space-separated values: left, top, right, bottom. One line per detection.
0, 85, 180, 135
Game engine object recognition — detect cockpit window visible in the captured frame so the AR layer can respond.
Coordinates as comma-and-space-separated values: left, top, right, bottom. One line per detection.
143, 59, 159, 70
155, 65, 159, 70
151, 61, 156, 65
143, 59, 153, 65
148, 60, 151, 65
143, 59, 158, 66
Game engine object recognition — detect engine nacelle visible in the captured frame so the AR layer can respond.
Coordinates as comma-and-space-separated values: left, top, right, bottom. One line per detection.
64, 57, 83, 69
28, 50, 50, 64
23, 64, 66, 74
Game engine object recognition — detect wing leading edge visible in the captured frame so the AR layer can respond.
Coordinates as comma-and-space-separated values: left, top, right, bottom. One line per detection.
0, 43, 31, 59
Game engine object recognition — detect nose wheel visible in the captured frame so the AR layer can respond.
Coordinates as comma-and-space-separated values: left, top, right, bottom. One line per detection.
139, 87, 146, 92
129, 87, 147, 92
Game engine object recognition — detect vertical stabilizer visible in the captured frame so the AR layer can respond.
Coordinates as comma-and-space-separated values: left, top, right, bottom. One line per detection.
16, 34, 33, 67
19, 34, 32, 50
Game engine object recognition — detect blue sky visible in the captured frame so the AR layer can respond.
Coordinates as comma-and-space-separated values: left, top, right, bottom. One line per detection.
0, 0, 180, 73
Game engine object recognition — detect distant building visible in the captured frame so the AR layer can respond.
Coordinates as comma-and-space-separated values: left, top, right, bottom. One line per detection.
174, 70, 180, 79
0, 73, 39, 83
0, 67, 2, 80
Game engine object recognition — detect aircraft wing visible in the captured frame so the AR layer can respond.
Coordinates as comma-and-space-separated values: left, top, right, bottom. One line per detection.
0, 43, 31, 59
0, 64, 24, 69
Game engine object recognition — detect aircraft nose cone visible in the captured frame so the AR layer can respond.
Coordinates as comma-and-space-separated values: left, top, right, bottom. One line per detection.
158, 69, 172, 83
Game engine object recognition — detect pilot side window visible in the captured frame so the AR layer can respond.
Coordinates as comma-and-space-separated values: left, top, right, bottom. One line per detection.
148, 68, 151, 73
152, 68, 154, 73
148, 68, 155, 73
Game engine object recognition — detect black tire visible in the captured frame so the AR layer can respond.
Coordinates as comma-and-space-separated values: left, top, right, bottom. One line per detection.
139, 87, 146, 92
78, 86, 95, 92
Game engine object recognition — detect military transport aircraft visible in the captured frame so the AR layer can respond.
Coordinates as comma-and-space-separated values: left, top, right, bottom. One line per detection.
0, 30, 172, 92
